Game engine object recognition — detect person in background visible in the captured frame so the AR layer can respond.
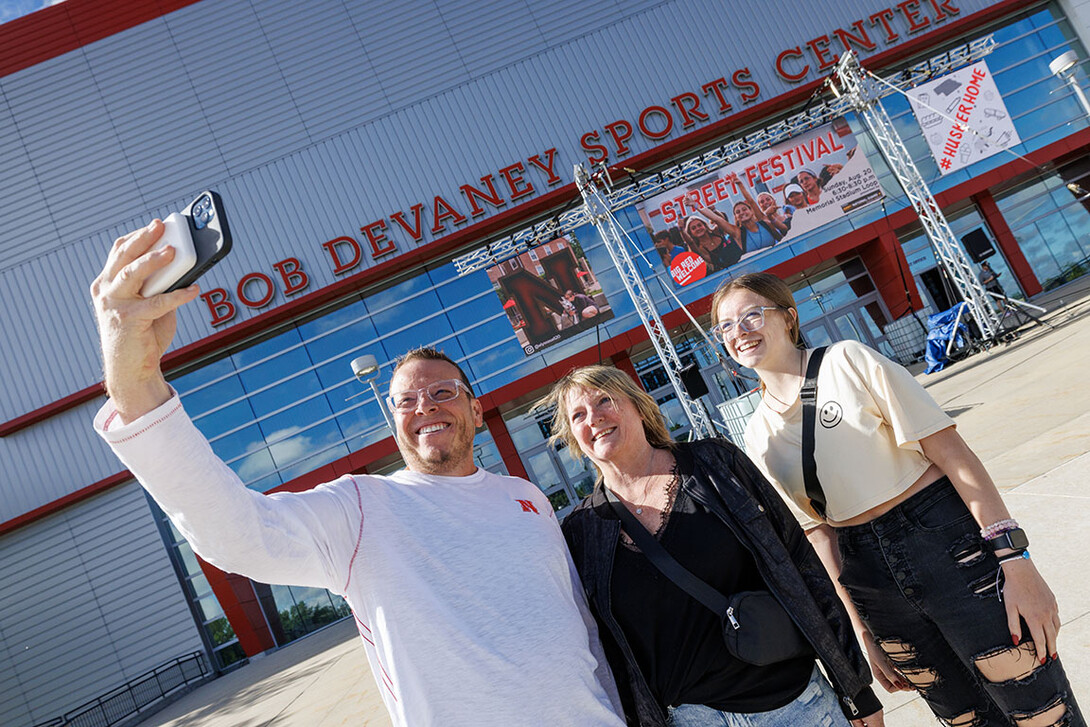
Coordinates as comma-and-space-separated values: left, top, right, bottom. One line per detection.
679, 214, 742, 272
794, 167, 823, 204
695, 174, 787, 254
710, 271, 1084, 727
541, 365, 885, 727
979, 261, 1005, 298
653, 228, 686, 267
781, 183, 807, 229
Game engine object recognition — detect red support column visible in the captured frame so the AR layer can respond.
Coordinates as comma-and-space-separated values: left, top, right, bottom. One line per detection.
974, 190, 1042, 297
198, 558, 276, 658
610, 350, 643, 390
850, 231, 925, 318
484, 409, 530, 481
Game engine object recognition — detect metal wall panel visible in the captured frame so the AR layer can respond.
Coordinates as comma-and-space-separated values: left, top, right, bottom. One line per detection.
0, 399, 122, 524
0, 482, 204, 727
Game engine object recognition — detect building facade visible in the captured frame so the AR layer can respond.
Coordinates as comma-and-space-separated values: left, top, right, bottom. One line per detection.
3, 0, 1090, 724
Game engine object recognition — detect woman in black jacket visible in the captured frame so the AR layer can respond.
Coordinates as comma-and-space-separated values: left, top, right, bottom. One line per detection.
538, 365, 884, 727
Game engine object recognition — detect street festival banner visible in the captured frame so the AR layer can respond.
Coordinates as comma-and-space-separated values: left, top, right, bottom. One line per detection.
635, 118, 883, 286
487, 236, 614, 355
906, 60, 1021, 176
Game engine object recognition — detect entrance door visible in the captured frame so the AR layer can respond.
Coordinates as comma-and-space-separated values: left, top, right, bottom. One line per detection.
799, 294, 897, 359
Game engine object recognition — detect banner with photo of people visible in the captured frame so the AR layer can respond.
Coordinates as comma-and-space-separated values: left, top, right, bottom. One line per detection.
636, 118, 884, 286
487, 236, 614, 355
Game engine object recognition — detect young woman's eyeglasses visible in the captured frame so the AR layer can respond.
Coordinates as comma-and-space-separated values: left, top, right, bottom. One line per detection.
710, 306, 785, 341
387, 379, 471, 411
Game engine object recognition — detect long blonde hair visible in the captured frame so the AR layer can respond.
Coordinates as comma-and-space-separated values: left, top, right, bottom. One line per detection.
534, 365, 674, 471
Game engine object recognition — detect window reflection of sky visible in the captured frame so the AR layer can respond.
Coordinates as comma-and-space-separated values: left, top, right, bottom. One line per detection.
168, 8, 1086, 491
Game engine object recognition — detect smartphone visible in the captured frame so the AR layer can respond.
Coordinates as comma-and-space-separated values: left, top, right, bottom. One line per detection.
140, 190, 233, 297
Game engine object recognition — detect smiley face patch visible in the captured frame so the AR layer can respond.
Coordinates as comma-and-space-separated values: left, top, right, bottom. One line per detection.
819, 401, 843, 428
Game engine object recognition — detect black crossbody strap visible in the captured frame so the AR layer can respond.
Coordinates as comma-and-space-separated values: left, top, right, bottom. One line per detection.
800, 346, 829, 519
603, 487, 728, 615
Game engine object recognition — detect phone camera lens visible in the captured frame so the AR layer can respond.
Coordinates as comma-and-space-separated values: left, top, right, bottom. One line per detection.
193, 195, 215, 229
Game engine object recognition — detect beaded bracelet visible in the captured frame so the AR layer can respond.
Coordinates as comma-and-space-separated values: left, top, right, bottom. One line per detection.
981, 518, 1018, 540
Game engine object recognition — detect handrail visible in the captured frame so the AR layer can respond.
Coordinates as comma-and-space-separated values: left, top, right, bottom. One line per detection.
33, 651, 211, 727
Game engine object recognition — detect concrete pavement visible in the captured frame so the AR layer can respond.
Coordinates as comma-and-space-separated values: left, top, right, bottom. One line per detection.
136, 279, 1090, 727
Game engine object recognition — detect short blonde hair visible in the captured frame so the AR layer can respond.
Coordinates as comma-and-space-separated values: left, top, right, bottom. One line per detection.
535, 365, 674, 470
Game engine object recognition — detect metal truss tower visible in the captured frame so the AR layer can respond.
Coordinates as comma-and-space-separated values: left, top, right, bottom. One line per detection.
574, 165, 716, 439
831, 50, 1002, 339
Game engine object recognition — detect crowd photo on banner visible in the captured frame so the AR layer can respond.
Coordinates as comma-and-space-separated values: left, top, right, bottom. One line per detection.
637, 118, 885, 286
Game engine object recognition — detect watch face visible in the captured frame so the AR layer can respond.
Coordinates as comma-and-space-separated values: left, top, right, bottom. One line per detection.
1007, 528, 1029, 550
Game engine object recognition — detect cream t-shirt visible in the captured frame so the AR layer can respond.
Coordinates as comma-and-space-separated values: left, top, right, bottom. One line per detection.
744, 340, 955, 530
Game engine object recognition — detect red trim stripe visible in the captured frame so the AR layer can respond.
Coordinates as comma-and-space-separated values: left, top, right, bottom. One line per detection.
0, 470, 133, 535
0, 0, 204, 78
353, 612, 398, 701
0, 0, 1035, 437
342, 479, 365, 593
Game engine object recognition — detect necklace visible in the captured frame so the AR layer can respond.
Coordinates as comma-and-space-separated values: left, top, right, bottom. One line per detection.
762, 350, 806, 411
634, 448, 658, 515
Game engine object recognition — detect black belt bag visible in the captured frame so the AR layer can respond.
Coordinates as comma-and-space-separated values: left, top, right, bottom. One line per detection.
604, 488, 812, 667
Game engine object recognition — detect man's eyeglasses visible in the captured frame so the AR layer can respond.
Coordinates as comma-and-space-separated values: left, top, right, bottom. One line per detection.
709, 306, 784, 341
387, 379, 472, 412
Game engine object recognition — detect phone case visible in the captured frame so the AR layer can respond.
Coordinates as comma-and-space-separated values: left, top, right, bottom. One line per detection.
171, 190, 233, 292
138, 190, 233, 297
139, 212, 198, 297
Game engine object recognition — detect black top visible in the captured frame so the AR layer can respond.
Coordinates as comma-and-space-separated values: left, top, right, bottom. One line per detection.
608, 448, 814, 712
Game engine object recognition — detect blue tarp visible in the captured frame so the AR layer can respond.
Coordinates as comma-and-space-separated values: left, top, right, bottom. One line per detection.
924, 302, 969, 374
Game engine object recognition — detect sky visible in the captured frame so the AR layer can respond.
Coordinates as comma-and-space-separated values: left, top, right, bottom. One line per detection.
0, 0, 63, 26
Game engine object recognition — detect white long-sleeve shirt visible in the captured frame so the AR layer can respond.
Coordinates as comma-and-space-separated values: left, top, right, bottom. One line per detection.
94, 396, 624, 727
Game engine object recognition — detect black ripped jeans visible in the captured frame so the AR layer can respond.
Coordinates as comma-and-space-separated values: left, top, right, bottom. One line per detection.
836, 477, 1084, 726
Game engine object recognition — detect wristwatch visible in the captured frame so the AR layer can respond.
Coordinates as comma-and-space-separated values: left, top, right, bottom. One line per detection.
987, 527, 1029, 552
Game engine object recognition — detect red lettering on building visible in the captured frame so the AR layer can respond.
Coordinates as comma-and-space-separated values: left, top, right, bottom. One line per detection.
201, 288, 236, 326
389, 204, 426, 243
431, 195, 468, 235
362, 220, 396, 258
671, 92, 708, 127
806, 35, 839, 71
237, 272, 275, 308
460, 174, 506, 217
869, 8, 900, 44
776, 47, 809, 82
928, 0, 960, 21
603, 120, 634, 157
526, 148, 561, 185
272, 257, 309, 296
322, 236, 362, 275
833, 20, 877, 53
580, 131, 609, 165
731, 68, 761, 102
638, 106, 673, 140
499, 162, 535, 200
896, 0, 931, 33
701, 77, 733, 113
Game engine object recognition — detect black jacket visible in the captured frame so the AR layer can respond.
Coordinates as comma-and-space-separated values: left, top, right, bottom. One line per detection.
562, 439, 881, 726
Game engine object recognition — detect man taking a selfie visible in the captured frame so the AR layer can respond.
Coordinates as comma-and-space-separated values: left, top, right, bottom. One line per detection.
90, 219, 624, 727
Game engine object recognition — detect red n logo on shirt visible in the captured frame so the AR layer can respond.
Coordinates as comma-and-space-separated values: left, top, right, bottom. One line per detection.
516, 499, 539, 514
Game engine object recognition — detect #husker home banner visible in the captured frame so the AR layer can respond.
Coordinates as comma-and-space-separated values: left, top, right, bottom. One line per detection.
487, 236, 614, 356
636, 118, 884, 286
906, 60, 1020, 176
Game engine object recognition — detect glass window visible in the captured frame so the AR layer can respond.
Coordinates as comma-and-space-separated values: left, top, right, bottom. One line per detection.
993, 171, 1090, 289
